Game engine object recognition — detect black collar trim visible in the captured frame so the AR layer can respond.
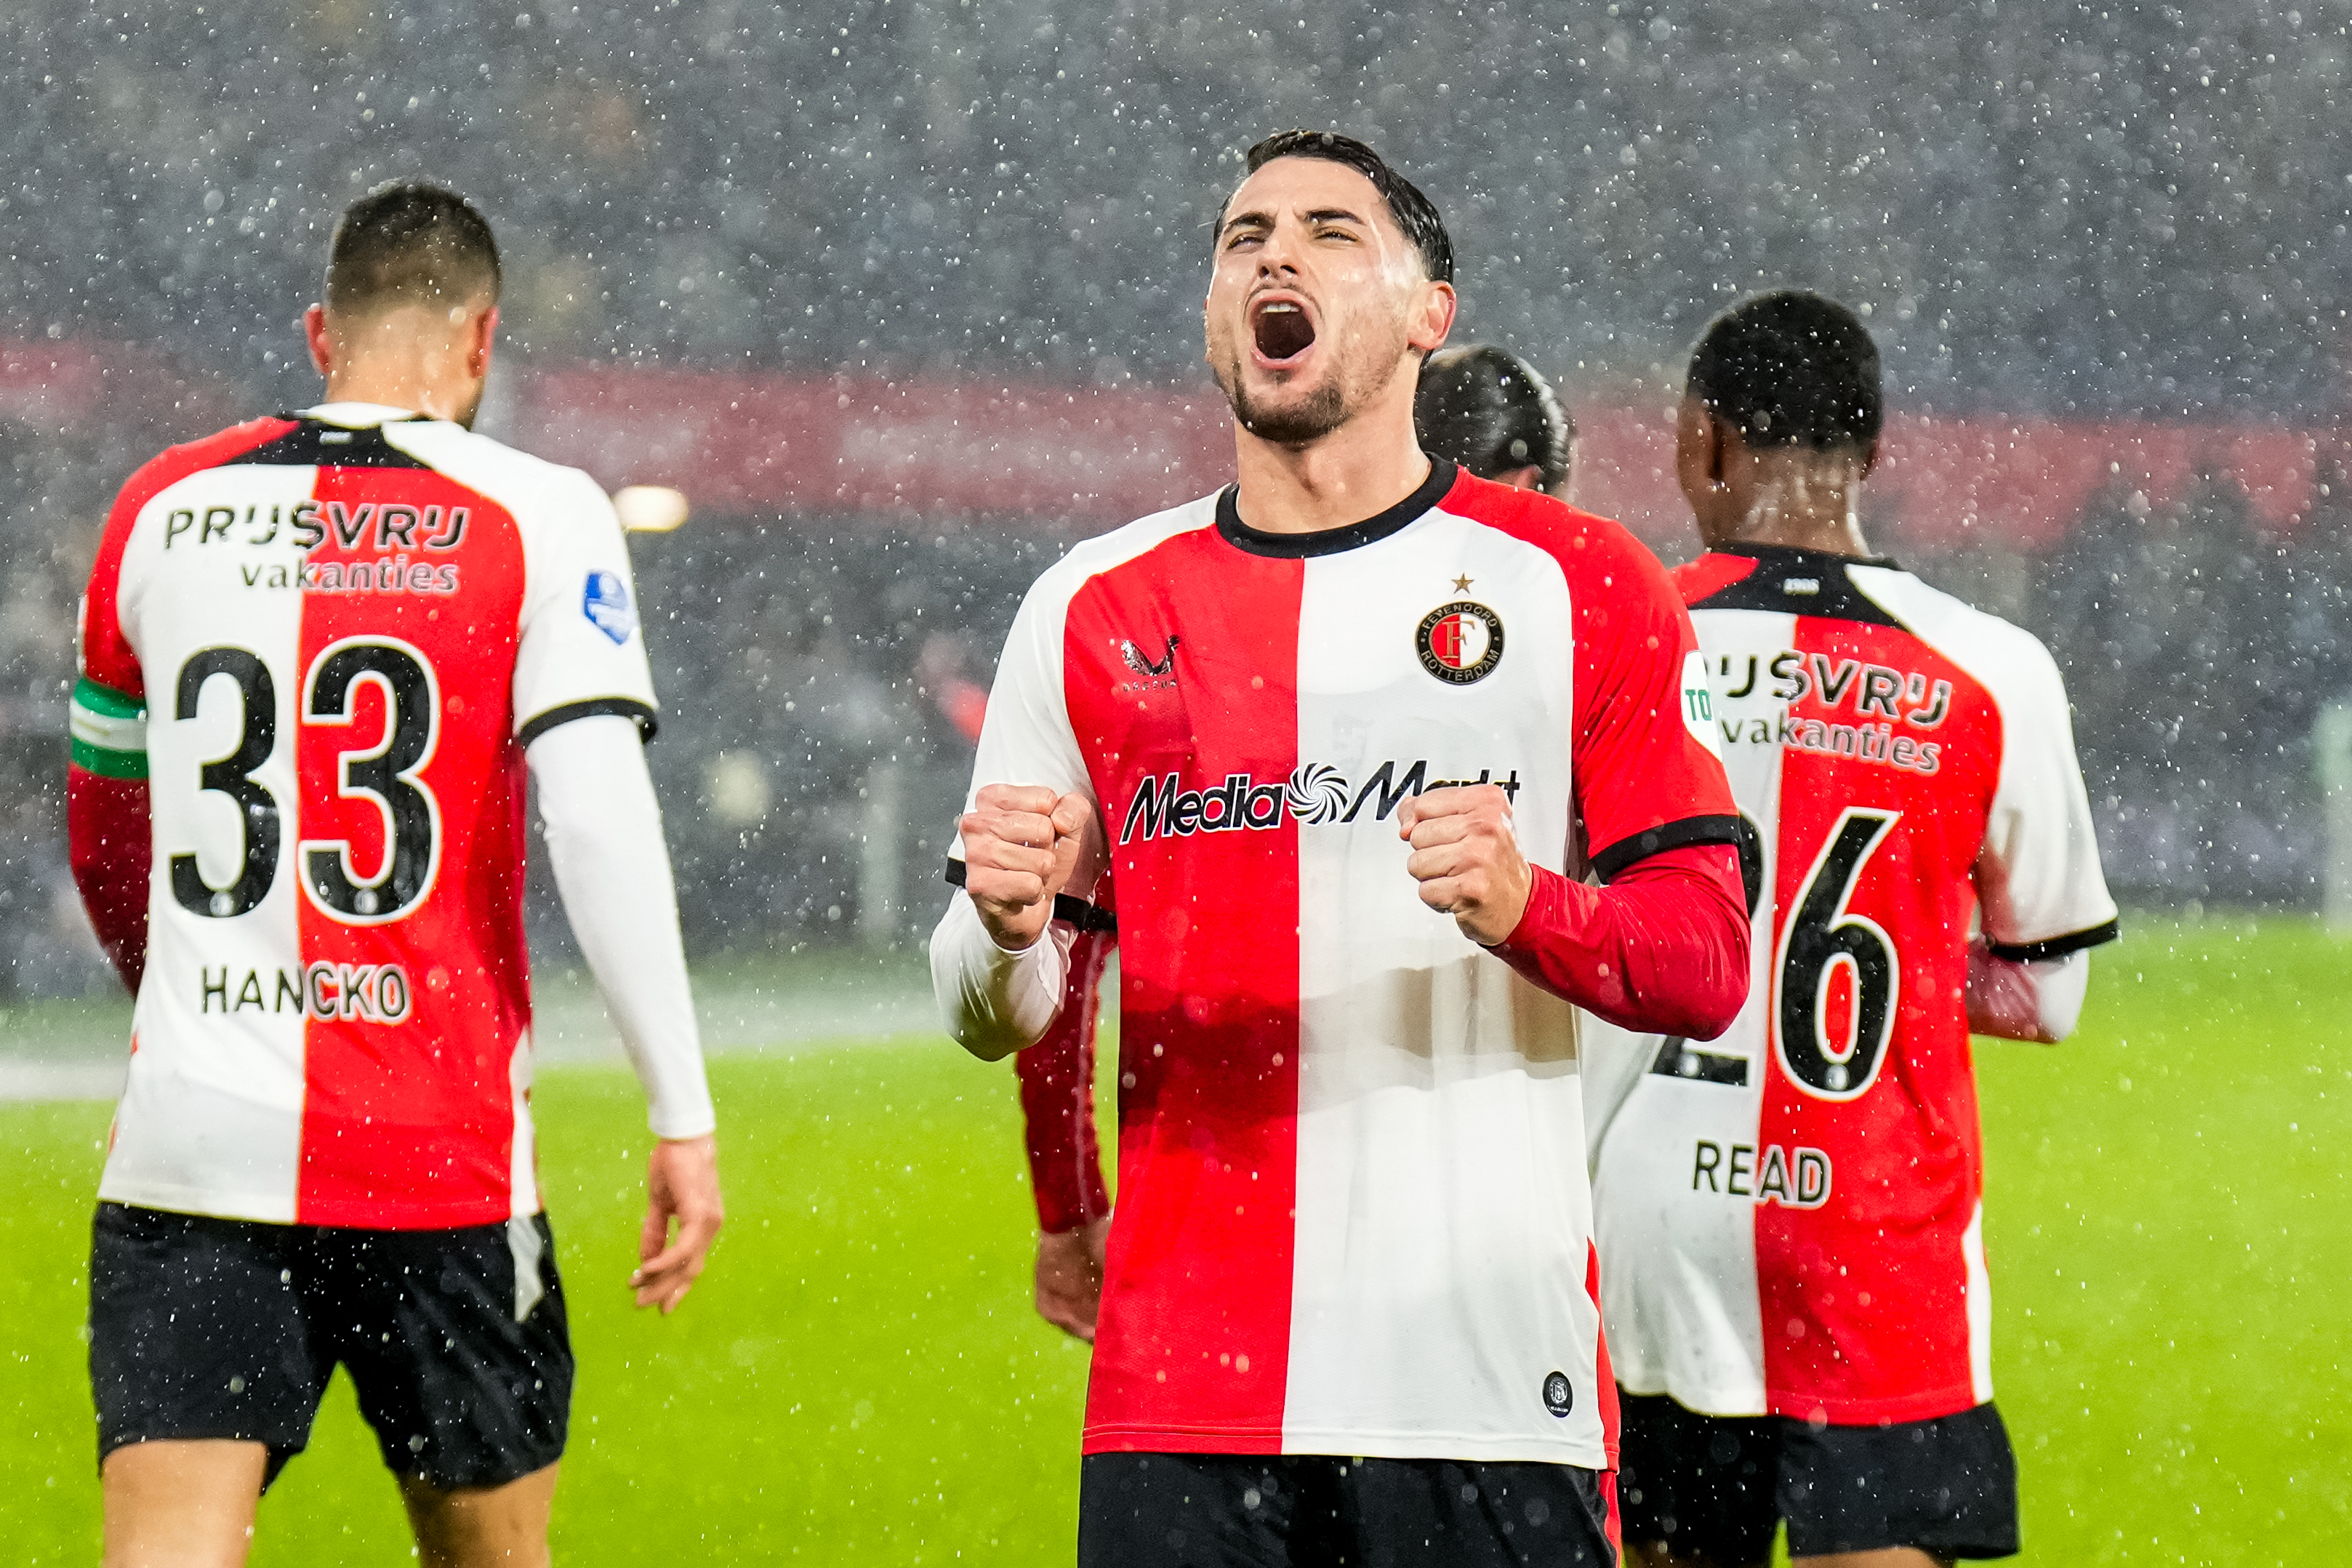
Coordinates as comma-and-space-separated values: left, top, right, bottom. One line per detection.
1215, 459, 1458, 559
1712, 540, 1900, 572
234, 415, 434, 470
1691, 543, 1909, 629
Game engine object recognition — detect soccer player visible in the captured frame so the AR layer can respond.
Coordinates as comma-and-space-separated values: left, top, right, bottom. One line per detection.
1014, 340, 1580, 1346
1586, 292, 2118, 1568
932, 129, 1751, 1567
1414, 343, 1576, 497
67, 182, 721, 1568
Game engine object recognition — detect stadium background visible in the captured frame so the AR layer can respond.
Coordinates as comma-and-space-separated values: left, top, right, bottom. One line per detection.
7, 1, 2352, 993
4, 7, 2351, 1561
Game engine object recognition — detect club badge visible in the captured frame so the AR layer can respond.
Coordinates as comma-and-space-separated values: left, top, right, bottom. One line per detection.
1416, 600, 1504, 685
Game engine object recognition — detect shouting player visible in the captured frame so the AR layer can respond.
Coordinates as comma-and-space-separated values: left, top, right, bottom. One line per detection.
1587, 292, 2117, 1567
932, 129, 1749, 1566
1014, 339, 1580, 1346
68, 182, 721, 1567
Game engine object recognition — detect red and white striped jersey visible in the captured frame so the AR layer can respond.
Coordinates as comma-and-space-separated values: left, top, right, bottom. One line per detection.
1589, 544, 2116, 1426
957, 462, 1736, 1467
73, 403, 659, 1229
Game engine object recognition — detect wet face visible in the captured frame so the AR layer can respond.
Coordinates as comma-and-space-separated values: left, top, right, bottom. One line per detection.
1205, 158, 1453, 446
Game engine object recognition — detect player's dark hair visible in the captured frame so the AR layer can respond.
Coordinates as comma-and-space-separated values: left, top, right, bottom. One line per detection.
1227, 130, 1455, 284
1416, 345, 1574, 494
1687, 290, 1881, 453
326, 181, 502, 314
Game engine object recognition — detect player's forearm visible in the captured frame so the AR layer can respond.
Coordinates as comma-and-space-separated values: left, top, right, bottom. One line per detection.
67, 766, 153, 994
528, 716, 715, 1140
1017, 928, 1112, 1232
1488, 843, 1749, 1039
930, 890, 1072, 1061
1966, 942, 2089, 1044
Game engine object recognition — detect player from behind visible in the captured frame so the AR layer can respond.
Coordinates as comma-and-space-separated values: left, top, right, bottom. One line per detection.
67, 182, 721, 1568
934, 129, 1751, 1566
1588, 292, 2117, 1567
1415, 342, 1576, 497
1015, 339, 1580, 1344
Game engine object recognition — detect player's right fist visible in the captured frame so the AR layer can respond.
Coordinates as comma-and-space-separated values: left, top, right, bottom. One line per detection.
958, 783, 1092, 952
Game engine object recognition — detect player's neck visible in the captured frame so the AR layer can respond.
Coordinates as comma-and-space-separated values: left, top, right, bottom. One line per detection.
322, 355, 484, 427
1721, 457, 1873, 559
1229, 377, 1433, 536
315, 305, 491, 427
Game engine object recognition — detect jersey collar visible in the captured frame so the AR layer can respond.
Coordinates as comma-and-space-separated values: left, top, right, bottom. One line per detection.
1215, 458, 1458, 559
298, 402, 434, 429
1710, 540, 1901, 573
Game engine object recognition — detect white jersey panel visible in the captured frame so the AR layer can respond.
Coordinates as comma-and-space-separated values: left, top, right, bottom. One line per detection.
1283, 509, 1603, 1466
952, 497, 1219, 875
1592, 607, 1795, 1413
367, 413, 660, 737
1847, 567, 2117, 949
100, 465, 314, 1221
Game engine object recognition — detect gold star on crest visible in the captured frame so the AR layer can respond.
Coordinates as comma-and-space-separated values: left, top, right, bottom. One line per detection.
1452, 574, 1474, 593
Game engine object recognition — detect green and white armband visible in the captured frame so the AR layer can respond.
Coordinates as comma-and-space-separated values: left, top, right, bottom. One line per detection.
70, 678, 148, 779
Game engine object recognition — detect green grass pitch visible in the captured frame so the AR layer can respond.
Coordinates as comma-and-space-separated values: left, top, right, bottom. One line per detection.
1, 916, 2345, 1563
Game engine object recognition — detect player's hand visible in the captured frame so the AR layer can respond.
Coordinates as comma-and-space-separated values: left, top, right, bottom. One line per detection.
633, 1133, 723, 1314
1035, 1217, 1112, 1342
959, 784, 1092, 952
1398, 785, 1534, 946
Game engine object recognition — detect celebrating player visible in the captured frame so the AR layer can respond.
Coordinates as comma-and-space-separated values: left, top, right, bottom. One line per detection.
932, 129, 1750, 1567
68, 182, 721, 1568
1587, 292, 2117, 1567
1012, 339, 1580, 1346
1414, 343, 1576, 496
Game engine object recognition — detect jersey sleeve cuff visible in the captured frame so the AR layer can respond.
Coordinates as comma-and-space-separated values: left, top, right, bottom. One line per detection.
69, 678, 149, 778
1588, 814, 1746, 882
943, 856, 1117, 935
517, 697, 658, 749
1988, 917, 2120, 963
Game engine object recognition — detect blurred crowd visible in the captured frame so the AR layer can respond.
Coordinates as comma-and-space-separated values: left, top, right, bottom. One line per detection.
7, 0, 2352, 993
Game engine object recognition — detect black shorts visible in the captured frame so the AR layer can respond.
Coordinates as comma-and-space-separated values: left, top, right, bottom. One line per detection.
1617, 1392, 2019, 1563
89, 1202, 572, 1491
1078, 1451, 1618, 1568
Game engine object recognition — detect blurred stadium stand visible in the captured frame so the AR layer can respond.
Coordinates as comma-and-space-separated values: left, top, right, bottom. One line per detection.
6, 0, 2351, 994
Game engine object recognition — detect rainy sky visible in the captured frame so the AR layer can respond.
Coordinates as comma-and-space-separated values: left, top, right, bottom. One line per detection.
10, 0, 2351, 417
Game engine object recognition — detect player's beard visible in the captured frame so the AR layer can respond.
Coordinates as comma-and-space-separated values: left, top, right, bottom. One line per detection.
1223, 373, 1349, 446
1211, 313, 1404, 448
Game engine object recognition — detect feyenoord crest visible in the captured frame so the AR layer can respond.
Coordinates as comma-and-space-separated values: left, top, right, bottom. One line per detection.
1416, 600, 1504, 684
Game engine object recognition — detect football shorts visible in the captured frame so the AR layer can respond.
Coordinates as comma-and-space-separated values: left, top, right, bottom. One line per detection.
1617, 1391, 2018, 1562
1078, 1450, 1619, 1567
89, 1202, 571, 1490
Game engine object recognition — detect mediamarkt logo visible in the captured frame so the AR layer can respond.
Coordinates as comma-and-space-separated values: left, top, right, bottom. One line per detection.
1120, 760, 1522, 845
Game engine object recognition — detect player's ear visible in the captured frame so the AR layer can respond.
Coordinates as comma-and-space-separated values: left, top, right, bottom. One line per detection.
1858, 436, 1880, 481
1673, 395, 1724, 507
1411, 279, 1457, 355
467, 305, 500, 378
303, 304, 334, 377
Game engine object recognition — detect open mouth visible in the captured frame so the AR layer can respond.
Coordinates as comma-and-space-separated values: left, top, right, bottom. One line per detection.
1251, 298, 1316, 363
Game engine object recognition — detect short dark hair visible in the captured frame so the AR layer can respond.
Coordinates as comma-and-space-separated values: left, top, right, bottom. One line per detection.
1687, 291, 1881, 452
326, 181, 502, 313
1416, 345, 1574, 493
1226, 130, 1454, 284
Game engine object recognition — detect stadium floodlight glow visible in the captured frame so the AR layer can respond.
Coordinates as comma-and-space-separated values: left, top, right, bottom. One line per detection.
614, 484, 689, 532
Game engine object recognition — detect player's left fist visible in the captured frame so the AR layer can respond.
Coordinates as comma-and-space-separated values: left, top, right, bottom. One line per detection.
1398, 785, 1533, 946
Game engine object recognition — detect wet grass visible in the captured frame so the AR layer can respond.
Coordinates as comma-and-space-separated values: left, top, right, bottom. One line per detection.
1, 917, 2347, 1564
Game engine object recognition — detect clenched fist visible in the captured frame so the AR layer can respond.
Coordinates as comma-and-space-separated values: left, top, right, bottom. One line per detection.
959, 783, 1094, 952
1398, 784, 1534, 946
